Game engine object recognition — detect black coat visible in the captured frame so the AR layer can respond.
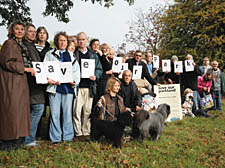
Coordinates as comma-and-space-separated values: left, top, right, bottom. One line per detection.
165, 63, 181, 84
126, 58, 156, 85
181, 65, 201, 92
118, 80, 142, 112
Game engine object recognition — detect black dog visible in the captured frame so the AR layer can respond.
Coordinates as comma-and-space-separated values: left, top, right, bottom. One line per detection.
91, 111, 133, 148
138, 103, 171, 141
132, 109, 150, 139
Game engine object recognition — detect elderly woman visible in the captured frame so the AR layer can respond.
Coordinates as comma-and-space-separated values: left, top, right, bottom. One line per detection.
44, 31, 80, 144
0, 20, 34, 150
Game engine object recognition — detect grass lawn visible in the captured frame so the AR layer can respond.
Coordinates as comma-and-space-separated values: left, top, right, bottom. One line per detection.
0, 104, 225, 168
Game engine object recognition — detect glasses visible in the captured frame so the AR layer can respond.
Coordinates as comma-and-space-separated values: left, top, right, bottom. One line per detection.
203, 60, 209, 61
135, 54, 142, 57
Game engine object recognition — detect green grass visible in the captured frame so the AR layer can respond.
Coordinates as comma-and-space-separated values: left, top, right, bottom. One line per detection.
0, 108, 225, 168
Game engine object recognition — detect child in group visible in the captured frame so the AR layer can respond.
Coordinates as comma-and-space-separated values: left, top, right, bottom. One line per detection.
182, 88, 218, 118
197, 69, 214, 110
139, 87, 158, 112
182, 88, 195, 117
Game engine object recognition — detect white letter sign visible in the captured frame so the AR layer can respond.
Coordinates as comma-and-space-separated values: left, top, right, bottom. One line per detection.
185, 60, 194, 72
32, 62, 48, 84
112, 57, 122, 73
45, 61, 61, 82
132, 65, 142, 80
153, 55, 159, 69
162, 60, 171, 72
174, 61, 183, 73
81, 59, 95, 78
119, 63, 128, 79
60, 62, 73, 83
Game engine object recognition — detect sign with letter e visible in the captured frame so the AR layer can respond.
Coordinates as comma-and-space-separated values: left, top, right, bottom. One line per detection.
81, 59, 95, 78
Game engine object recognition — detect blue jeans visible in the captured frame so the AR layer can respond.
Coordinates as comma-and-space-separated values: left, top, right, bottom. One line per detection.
212, 91, 222, 110
193, 91, 199, 110
24, 104, 45, 144
49, 93, 74, 143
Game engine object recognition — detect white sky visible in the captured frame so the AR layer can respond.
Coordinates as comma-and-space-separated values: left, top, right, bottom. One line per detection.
0, 0, 170, 50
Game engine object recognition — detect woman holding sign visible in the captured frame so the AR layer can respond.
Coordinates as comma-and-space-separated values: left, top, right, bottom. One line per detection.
96, 48, 120, 100
0, 20, 34, 150
44, 32, 80, 144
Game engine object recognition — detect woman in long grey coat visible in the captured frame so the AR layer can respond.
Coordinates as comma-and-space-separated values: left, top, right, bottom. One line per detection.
0, 20, 35, 150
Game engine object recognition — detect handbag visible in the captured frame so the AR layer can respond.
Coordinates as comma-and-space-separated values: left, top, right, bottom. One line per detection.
200, 93, 214, 110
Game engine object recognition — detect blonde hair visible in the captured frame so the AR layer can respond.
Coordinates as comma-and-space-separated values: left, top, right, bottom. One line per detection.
184, 88, 193, 96
105, 77, 121, 93
100, 43, 110, 51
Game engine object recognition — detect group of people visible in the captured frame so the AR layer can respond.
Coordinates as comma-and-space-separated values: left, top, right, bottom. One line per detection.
0, 20, 224, 151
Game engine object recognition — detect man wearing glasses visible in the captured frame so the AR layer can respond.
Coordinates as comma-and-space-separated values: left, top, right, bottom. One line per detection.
199, 57, 212, 75
126, 50, 157, 87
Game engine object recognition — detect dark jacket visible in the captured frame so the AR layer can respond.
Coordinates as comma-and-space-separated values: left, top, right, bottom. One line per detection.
24, 40, 45, 104
74, 48, 103, 97
165, 63, 181, 84
38, 41, 52, 61
0, 38, 30, 140
126, 58, 156, 85
118, 80, 142, 112
181, 65, 201, 92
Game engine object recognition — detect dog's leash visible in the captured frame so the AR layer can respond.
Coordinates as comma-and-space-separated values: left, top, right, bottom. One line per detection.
99, 104, 114, 120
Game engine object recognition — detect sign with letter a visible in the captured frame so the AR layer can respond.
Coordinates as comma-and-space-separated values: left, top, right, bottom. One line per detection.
162, 60, 171, 72
112, 57, 122, 73
153, 55, 159, 69
132, 65, 142, 80
185, 60, 194, 72
60, 62, 73, 83
45, 61, 61, 82
81, 59, 95, 78
174, 61, 183, 73
32, 62, 48, 84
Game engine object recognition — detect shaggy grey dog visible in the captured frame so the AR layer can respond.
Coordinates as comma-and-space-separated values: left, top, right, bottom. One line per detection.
138, 103, 170, 141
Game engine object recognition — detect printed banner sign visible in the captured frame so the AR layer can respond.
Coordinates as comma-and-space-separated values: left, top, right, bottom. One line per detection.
154, 84, 182, 122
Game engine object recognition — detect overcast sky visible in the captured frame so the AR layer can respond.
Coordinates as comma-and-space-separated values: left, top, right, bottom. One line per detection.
0, 0, 170, 50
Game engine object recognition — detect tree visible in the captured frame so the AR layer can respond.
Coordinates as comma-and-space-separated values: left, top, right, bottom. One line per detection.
160, 0, 225, 65
0, 0, 135, 27
117, 6, 166, 55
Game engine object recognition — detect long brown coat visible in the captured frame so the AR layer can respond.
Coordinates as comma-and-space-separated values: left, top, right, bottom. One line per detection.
0, 38, 30, 140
